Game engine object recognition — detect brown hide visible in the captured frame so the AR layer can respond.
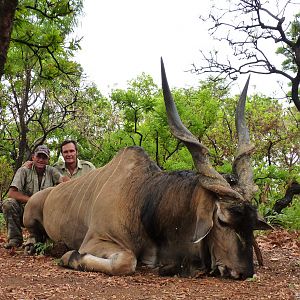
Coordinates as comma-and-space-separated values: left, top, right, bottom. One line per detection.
23, 187, 55, 245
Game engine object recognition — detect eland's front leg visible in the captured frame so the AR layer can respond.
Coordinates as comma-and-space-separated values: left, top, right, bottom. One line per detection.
59, 241, 137, 275
23, 188, 53, 254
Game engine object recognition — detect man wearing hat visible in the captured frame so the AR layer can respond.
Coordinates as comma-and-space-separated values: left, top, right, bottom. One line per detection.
2, 145, 64, 249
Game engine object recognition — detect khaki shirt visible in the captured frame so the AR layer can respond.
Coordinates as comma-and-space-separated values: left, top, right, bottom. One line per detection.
53, 159, 95, 179
10, 165, 62, 197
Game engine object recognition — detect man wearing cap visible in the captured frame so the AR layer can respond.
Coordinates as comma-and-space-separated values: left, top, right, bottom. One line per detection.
2, 145, 64, 249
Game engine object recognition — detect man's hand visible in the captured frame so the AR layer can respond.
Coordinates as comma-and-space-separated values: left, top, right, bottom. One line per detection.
60, 176, 71, 183
22, 161, 33, 169
7, 187, 30, 203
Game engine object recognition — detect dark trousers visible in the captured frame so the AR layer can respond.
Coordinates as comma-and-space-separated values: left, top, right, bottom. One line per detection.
2, 198, 24, 243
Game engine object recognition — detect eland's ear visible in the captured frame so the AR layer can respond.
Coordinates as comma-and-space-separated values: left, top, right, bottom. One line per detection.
192, 218, 213, 244
192, 195, 215, 243
254, 214, 274, 231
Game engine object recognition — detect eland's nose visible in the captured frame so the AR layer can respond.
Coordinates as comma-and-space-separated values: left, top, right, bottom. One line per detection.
219, 266, 254, 280
232, 269, 254, 280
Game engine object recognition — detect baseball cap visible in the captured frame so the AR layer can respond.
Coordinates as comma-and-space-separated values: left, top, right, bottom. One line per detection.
34, 145, 50, 158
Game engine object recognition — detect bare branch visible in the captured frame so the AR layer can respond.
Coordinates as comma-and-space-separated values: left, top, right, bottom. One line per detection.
195, 0, 300, 110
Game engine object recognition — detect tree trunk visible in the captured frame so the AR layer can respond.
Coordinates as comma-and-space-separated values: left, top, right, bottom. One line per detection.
0, 0, 18, 80
273, 182, 300, 214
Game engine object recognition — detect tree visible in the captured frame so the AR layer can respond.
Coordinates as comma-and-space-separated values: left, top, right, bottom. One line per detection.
0, 0, 82, 81
0, 0, 18, 80
0, 66, 83, 171
111, 73, 159, 147
0, 0, 84, 171
53, 83, 113, 166
149, 80, 224, 170
194, 0, 300, 111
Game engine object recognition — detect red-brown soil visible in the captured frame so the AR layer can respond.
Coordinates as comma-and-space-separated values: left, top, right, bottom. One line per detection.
0, 229, 299, 300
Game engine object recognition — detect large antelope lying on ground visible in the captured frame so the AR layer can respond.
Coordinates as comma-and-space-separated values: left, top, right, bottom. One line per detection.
23, 58, 271, 279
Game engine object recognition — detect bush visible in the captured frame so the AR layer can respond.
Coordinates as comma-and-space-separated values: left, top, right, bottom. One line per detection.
0, 156, 14, 201
272, 198, 300, 229
0, 213, 6, 233
261, 197, 300, 230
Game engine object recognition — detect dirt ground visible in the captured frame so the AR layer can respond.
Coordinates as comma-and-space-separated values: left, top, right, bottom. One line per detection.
0, 229, 299, 300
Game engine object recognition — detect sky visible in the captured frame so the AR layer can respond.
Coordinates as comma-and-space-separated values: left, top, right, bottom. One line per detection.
74, 0, 289, 97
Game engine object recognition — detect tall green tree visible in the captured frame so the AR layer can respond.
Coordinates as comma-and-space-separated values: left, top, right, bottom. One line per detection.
0, 0, 84, 171
0, 0, 82, 80
111, 73, 159, 147
0, 65, 84, 170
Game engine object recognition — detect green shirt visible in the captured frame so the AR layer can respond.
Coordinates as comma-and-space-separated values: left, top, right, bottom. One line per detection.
10, 165, 62, 197
53, 159, 95, 179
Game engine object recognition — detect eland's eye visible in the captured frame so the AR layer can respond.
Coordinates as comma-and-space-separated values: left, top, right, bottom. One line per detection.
218, 217, 229, 227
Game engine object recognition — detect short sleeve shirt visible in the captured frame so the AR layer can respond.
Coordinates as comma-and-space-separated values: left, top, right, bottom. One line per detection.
53, 159, 95, 179
10, 165, 62, 197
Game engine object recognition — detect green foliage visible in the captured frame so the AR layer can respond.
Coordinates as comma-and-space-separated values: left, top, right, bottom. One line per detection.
142, 80, 223, 170
10, 0, 83, 78
111, 73, 158, 136
0, 156, 14, 200
84, 75, 226, 170
0, 214, 5, 232
265, 199, 300, 230
34, 240, 54, 256
162, 147, 194, 171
